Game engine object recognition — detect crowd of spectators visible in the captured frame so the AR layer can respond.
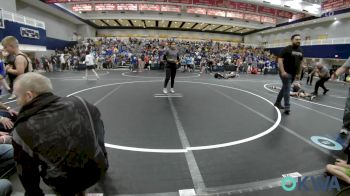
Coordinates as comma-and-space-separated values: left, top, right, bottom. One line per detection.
36, 37, 278, 74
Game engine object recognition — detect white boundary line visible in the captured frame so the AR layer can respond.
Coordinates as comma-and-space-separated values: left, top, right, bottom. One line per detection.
154, 95, 183, 98
47, 71, 110, 80
94, 85, 122, 106
122, 72, 201, 79
168, 97, 206, 190
67, 80, 281, 153
264, 83, 344, 111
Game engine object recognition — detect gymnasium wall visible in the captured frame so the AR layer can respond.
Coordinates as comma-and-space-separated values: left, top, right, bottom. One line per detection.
0, 0, 16, 13
0, 20, 77, 50
268, 44, 350, 60
16, 0, 78, 41
244, 18, 350, 45
97, 29, 243, 43
78, 24, 96, 38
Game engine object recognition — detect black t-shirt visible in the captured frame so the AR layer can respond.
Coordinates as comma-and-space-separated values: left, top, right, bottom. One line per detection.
279, 45, 303, 77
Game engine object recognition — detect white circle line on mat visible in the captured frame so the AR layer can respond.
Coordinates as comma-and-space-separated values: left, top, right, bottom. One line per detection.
47, 71, 110, 80
121, 72, 200, 78
67, 80, 281, 153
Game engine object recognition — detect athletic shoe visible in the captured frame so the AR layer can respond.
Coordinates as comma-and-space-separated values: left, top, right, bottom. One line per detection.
323, 89, 329, 95
8, 94, 16, 100
274, 104, 285, 110
170, 88, 175, 93
340, 128, 349, 135
311, 92, 318, 96
163, 88, 168, 94
310, 95, 316, 101
284, 110, 290, 115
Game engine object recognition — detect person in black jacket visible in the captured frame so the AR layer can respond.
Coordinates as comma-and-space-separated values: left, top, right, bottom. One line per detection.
12, 73, 108, 196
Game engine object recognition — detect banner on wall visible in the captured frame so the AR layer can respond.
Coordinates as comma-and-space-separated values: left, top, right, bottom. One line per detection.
139, 4, 160, 11
0, 9, 4, 29
207, 9, 226, 17
20, 27, 40, 39
116, 4, 138, 11
261, 16, 276, 24
168, 0, 192, 4
193, 0, 216, 6
236, 2, 257, 12
276, 10, 293, 19
244, 14, 261, 22
95, 4, 117, 11
161, 5, 181, 12
258, 6, 276, 16
72, 4, 93, 11
226, 11, 244, 19
322, 0, 350, 11
186, 6, 207, 15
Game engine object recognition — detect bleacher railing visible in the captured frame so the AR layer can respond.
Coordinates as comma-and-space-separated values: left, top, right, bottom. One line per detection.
265, 37, 350, 48
2, 10, 45, 29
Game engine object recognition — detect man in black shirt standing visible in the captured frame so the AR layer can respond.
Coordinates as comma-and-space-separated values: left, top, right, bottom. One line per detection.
274, 34, 304, 115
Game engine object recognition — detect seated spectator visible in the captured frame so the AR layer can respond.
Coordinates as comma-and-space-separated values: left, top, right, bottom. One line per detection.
0, 144, 15, 196
0, 103, 17, 132
12, 73, 109, 196
326, 159, 350, 184
0, 144, 15, 178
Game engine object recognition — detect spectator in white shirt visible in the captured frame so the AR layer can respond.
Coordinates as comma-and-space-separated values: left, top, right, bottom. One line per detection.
84, 52, 99, 80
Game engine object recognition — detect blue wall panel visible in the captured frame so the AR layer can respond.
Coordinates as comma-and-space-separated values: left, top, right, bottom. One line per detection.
268, 44, 350, 59
0, 20, 47, 46
0, 20, 76, 50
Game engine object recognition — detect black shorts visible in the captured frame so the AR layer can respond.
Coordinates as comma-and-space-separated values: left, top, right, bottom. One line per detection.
86, 65, 96, 70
